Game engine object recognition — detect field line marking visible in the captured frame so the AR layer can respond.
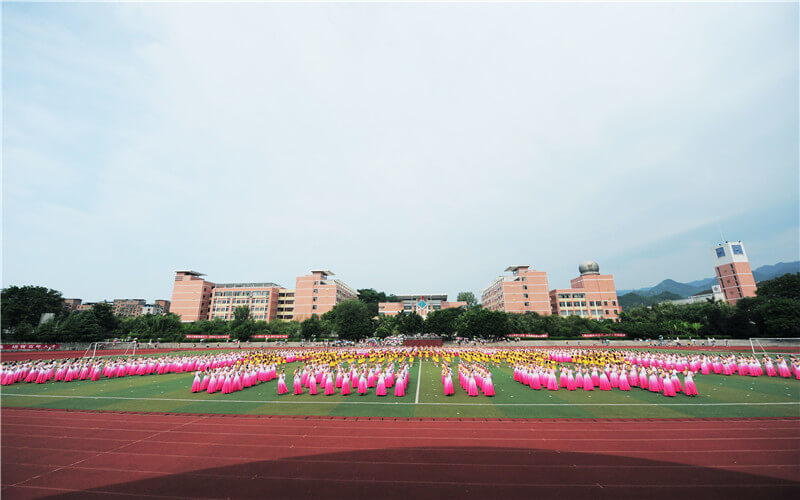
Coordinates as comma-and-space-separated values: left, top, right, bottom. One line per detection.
415, 359, 422, 405
3, 393, 800, 407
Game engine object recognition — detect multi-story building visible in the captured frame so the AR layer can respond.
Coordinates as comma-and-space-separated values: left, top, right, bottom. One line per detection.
293, 270, 358, 321
208, 282, 283, 321
113, 299, 147, 317
277, 289, 295, 320
169, 269, 356, 322
550, 261, 620, 321
155, 299, 171, 314
141, 303, 166, 315
712, 241, 757, 305
481, 266, 552, 315
378, 294, 466, 318
665, 285, 725, 306
170, 271, 215, 322
64, 298, 82, 312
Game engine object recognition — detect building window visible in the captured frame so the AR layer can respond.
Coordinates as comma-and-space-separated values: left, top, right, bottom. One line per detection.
603, 301, 608, 306
313, 289, 318, 293
523, 285, 527, 290
312, 305, 317, 310
524, 302, 529, 307
612, 301, 616, 306
523, 293, 528, 298
605, 310, 609, 315
313, 297, 317, 302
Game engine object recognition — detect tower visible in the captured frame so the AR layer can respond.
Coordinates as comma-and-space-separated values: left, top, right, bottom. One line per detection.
712, 241, 757, 305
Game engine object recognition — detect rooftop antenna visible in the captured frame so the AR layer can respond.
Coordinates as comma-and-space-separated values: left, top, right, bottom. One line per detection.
717, 223, 726, 244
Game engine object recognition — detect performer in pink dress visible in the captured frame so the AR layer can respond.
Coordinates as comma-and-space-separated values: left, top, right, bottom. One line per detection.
376, 373, 387, 396
277, 370, 289, 395
293, 371, 303, 395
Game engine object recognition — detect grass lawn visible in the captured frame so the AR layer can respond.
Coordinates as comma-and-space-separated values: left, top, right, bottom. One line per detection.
2, 357, 799, 418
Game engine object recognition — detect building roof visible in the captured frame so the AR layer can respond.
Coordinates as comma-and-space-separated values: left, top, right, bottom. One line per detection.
311, 270, 335, 276
214, 282, 282, 289
395, 294, 448, 300
504, 265, 530, 272
175, 270, 206, 277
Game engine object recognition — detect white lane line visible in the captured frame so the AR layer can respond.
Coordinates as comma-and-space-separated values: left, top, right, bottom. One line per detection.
415, 359, 422, 405
3, 393, 800, 407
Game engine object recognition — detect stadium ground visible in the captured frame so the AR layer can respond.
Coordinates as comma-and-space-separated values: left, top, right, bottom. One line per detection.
1, 408, 798, 499
2, 358, 799, 419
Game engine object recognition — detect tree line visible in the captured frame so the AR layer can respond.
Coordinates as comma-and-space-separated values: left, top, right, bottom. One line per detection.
1, 274, 798, 343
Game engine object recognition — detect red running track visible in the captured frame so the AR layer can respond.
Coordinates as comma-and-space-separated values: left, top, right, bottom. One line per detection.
2, 409, 799, 499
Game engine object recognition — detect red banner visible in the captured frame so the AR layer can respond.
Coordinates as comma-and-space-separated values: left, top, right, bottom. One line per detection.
184, 335, 230, 339
1, 344, 60, 350
581, 333, 627, 338
508, 334, 549, 338
251, 335, 289, 339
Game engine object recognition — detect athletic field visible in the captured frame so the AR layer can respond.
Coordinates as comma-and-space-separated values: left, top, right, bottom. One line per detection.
2, 350, 798, 419
2, 348, 799, 499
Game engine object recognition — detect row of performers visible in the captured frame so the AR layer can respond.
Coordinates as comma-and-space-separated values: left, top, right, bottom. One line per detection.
1, 354, 247, 386
513, 364, 698, 396
440, 363, 496, 396
291, 363, 411, 396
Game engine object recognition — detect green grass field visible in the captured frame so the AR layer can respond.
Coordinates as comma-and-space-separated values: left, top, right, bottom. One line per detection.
2, 356, 799, 418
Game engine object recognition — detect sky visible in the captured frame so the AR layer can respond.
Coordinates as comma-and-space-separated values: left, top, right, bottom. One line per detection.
2, 1, 798, 303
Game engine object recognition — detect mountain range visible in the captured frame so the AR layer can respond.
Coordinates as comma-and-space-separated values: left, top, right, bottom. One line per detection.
617, 261, 799, 299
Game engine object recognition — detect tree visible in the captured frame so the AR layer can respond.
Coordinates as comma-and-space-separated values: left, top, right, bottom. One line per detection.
1, 285, 64, 333
90, 302, 119, 337
233, 306, 251, 323
457, 308, 510, 339
456, 292, 478, 308
357, 288, 399, 317
326, 299, 374, 340
397, 312, 424, 335
756, 273, 800, 300
300, 315, 325, 340
424, 308, 464, 338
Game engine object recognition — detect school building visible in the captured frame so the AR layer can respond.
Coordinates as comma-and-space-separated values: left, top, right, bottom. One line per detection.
170, 269, 357, 323
712, 241, 757, 305
480, 266, 552, 315
549, 261, 621, 322
378, 294, 466, 318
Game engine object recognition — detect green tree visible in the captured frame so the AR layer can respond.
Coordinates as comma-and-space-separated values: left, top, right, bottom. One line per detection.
397, 312, 424, 334
357, 288, 399, 317
1, 285, 64, 334
756, 298, 800, 336
300, 315, 325, 340
325, 299, 374, 340
756, 273, 800, 300
233, 306, 251, 323
456, 292, 478, 308
424, 308, 464, 338
457, 308, 510, 339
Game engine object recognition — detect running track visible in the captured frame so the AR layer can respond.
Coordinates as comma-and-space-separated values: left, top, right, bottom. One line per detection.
2, 409, 799, 499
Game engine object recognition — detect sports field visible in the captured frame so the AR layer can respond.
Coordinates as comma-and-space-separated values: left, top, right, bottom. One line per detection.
2, 350, 798, 419
3, 348, 799, 499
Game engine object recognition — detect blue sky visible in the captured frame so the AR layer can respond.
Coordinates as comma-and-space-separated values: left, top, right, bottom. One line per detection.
3, 2, 798, 303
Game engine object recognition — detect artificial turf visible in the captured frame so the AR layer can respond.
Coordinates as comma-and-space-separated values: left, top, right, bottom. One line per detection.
2, 354, 798, 418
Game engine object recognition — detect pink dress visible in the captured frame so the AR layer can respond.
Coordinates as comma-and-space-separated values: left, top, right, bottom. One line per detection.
483, 375, 495, 396
293, 375, 303, 395
376, 375, 387, 396
277, 375, 289, 395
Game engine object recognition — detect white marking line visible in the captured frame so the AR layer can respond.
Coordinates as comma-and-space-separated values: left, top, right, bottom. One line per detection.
4, 393, 800, 406
415, 359, 422, 404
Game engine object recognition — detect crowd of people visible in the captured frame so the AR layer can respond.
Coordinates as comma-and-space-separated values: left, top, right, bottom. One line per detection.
2, 348, 797, 405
